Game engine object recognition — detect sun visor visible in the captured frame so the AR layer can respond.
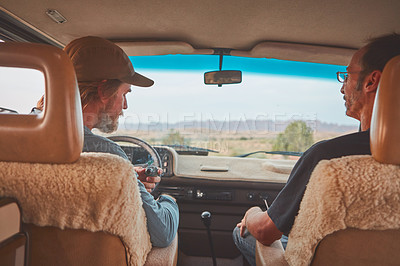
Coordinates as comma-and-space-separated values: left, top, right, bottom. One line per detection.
232, 42, 356, 66
116, 41, 213, 56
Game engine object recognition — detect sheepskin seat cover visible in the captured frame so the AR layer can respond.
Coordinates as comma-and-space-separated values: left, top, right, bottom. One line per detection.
285, 155, 400, 266
0, 152, 151, 266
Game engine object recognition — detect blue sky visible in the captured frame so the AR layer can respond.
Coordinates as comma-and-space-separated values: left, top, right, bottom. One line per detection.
131, 55, 345, 80
120, 55, 357, 129
1, 54, 358, 130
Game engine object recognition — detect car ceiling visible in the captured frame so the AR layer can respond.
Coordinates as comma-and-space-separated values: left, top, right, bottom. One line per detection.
0, 0, 400, 65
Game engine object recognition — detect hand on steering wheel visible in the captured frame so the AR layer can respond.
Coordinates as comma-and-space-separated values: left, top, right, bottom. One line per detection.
107, 135, 162, 194
134, 166, 163, 192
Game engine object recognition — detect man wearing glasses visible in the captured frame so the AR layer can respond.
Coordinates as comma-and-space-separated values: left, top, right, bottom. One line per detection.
233, 33, 400, 266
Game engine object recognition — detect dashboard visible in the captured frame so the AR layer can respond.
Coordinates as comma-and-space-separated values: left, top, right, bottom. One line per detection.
119, 144, 294, 259
119, 144, 293, 207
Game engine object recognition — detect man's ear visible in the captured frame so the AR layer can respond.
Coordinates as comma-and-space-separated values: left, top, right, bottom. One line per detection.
364, 70, 381, 93
97, 87, 109, 104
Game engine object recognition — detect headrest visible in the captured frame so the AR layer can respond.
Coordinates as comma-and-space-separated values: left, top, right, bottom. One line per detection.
370, 55, 400, 165
0, 42, 83, 163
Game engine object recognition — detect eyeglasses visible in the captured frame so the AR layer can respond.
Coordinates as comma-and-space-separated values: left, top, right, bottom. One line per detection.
336, 71, 361, 83
336, 72, 348, 83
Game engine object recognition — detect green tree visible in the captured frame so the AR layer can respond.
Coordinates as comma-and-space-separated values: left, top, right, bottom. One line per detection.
273, 121, 314, 152
162, 130, 188, 145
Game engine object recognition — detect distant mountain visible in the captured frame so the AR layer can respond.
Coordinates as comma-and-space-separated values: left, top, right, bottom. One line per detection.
123, 119, 358, 133
315, 121, 358, 133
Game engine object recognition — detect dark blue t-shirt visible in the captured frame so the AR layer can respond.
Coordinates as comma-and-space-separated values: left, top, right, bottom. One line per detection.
267, 130, 371, 236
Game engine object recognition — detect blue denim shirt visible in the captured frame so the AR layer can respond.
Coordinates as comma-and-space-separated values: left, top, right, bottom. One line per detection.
83, 126, 179, 247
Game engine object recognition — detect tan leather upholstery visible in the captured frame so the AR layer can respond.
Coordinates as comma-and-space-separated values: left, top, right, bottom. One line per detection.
0, 42, 178, 266
23, 223, 179, 266
0, 42, 83, 164
370, 55, 400, 164
0, 198, 27, 266
0, 234, 26, 266
312, 229, 400, 266
24, 224, 128, 266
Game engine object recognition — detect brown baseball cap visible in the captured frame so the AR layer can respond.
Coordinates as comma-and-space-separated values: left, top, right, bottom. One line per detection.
64, 36, 154, 87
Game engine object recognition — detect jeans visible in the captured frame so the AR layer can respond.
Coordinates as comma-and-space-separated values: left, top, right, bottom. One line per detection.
232, 227, 288, 266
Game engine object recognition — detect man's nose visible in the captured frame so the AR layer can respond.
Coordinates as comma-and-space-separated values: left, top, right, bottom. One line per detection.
340, 84, 345, 94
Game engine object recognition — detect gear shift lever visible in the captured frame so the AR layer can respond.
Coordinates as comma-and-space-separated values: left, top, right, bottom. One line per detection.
201, 211, 217, 266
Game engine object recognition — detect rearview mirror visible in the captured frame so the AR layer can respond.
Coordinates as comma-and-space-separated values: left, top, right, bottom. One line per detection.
204, 70, 242, 86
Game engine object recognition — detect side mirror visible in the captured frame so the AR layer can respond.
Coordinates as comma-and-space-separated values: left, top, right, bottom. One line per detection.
204, 70, 242, 86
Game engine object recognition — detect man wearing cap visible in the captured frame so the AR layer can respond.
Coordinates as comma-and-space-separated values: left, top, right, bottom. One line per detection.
63, 36, 179, 248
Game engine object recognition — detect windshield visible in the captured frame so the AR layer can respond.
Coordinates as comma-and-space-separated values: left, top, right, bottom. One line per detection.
1, 53, 358, 159
108, 54, 358, 158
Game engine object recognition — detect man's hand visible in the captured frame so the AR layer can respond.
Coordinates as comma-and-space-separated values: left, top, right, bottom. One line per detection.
237, 206, 283, 246
237, 206, 263, 237
134, 167, 162, 193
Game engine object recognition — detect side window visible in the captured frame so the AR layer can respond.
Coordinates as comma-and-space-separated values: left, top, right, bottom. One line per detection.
0, 66, 45, 114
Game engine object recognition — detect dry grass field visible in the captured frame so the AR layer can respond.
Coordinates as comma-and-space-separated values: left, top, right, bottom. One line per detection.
104, 127, 355, 159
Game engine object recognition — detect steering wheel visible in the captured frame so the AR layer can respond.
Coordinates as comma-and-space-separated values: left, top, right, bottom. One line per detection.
107, 135, 162, 191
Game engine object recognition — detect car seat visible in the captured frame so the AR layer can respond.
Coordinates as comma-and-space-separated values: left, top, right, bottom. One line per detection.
256, 55, 400, 266
0, 42, 177, 266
